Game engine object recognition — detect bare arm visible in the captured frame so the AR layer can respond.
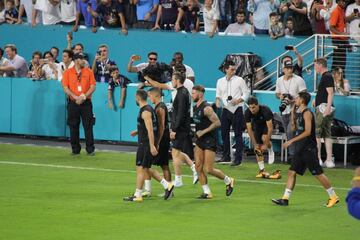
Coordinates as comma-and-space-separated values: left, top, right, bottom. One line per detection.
63, 86, 79, 100
175, 8, 184, 31
119, 13, 128, 35
142, 110, 158, 156
85, 84, 96, 98
119, 87, 126, 108
293, 47, 303, 68
197, 106, 220, 138
0, 65, 16, 72
145, 76, 171, 90
246, 122, 258, 146
286, 111, 312, 146
127, 56, 139, 72
264, 119, 273, 146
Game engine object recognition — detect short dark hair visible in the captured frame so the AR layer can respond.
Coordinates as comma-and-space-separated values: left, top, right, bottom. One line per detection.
281, 55, 293, 63
193, 85, 205, 93
314, 58, 327, 68
247, 96, 259, 105
148, 87, 162, 97
298, 92, 311, 105
223, 60, 236, 70
173, 62, 186, 73
63, 49, 74, 59
32, 51, 42, 59
73, 43, 84, 50
174, 52, 183, 59
4, 44, 17, 53
148, 52, 158, 57
136, 89, 148, 101
269, 12, 278, 18
43, 51, 54, 58
50, 46, 59, 54
286, 17, 293, 22
173, 71, 185, 84
237, 10, 246, 16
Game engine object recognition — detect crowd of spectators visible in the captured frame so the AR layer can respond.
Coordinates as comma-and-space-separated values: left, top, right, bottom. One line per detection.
0, 0, 358, 39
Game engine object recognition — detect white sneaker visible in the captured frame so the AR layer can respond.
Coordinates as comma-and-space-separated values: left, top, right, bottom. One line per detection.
268, 148, 275, 164
174, 180, 183, 188
324, 160, 335, 168
193, 172, 199, 185
319, 159, 323, 167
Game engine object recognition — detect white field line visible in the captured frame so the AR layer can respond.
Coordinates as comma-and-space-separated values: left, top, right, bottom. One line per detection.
0, 161, 351, 191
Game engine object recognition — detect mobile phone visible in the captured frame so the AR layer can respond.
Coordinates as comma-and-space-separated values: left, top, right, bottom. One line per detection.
132, 55, 141, 61
41, 59, 49, 64
285, 45, 294, 50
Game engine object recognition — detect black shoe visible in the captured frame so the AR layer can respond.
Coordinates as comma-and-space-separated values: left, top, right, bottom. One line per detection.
216, 157, 231, 163
71, 152, 80, 156
226, 178, 235, 196
230, 161, 241, 167
164, 183, 174, 200
271, 198, 289, 206
197, 193, 213, 199
87, 151, 95, 156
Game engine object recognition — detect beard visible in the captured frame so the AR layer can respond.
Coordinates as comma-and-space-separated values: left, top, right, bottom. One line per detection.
193, 97, 199, 103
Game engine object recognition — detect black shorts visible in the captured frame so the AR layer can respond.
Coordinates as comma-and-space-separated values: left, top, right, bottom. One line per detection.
136, 143, 154, 168
289, 147, 323, 176
195, 136, 217, 152
153, 138, 170, 166
172, 132, 194, 159
253, 126, 268, 144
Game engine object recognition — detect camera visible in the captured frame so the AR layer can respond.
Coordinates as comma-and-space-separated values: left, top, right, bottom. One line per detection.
97, 50, 101, 55
285, 45, 294, 50
279, 94, 293, 112
227, 96, 233, 102
139, 62, 173, 83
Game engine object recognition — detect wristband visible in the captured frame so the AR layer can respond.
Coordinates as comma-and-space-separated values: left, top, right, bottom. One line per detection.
353, 176, 360, 181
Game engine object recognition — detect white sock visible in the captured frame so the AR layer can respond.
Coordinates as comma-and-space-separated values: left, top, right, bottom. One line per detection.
160, 179, 169, 189
258, 161, 265, 171
269, 146, 274, 154
175, 175, 182, 183
202, 184, 211, 194
135, 188, 142, 198
282, 188, 292, 200
326, 187, 336, 198
224, 175, 231, 185
144, 180, 151, 192
190, 164, 196, 173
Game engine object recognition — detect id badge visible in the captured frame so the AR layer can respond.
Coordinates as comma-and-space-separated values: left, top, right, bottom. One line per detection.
101, 76, 105, 83
78, 85, 82, 92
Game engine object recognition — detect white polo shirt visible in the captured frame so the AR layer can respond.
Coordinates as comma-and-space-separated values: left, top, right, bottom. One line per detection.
216, 75, 250, 113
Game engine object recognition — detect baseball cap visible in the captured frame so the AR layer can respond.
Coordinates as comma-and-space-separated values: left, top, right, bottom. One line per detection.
73, 53, 85, 60
283, 60, 293, 68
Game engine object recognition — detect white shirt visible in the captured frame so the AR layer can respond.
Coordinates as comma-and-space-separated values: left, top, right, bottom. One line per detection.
216, 75, 250, 113
58, 61, 75, 82
42, 63, 59, 80
20, 0, 41, 23
202, 2, 220, 33
184, 64, 195, 79
345, 3, 360, 36
8, 55, 28, 77
0, 57, 10, 76
319, 2, 337, 30
224, 22, 253, 35
275, 74, 307, 114
34, 0, 61, 25
60, 0, 76, 23
135, 62, 149, 72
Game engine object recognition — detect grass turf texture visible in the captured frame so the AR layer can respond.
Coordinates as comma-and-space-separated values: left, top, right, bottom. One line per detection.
0, 144, 358, 240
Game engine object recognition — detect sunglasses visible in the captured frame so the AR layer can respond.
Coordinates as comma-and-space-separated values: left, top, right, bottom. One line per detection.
149, 57, 157, 61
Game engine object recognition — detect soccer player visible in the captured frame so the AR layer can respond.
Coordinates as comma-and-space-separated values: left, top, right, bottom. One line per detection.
272, 92, 339, 207
192, 85, 235, 199
141, 87, 172, 197
244, 96, 280, 179
124, 90, 174, 202
170, 72, 198, 187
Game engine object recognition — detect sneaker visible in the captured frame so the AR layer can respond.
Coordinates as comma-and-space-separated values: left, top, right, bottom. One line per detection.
193, 172, 199, 185
271, 198, 289, 206
123, 195, 143, 202
319, 159, 323, 167
230, 161, 241, 167
141, 191, 151, 198
326, 196, 339, 208
225, 178, 235, 196
325, 160, 335, 168
164, 183, 175, 200
256, 170, 270, 178
197, 193, 213, 199
174, 180, 183, 188
157, 192, 174, 198
268, 148, 275, 164
269, 170, 281, 179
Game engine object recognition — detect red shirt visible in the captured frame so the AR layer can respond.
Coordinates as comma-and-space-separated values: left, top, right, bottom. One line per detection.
62, 67, 96, 100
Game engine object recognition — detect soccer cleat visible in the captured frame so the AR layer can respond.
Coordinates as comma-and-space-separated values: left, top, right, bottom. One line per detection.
123, 195, 143, 202
157, 192, 174, 198
269, 170, 281, 179
325, 160, 335, 168
268, 148, 275, 164
198, 193, 213, 199
174, 180, 183, 188
271, 198, 289, 206
256, 170, 270, 179
326, 196, 339, 208
141, 191, 151, 198
225, 177, 235, 196
193, 172, 199, 185
164, 183, 175, 200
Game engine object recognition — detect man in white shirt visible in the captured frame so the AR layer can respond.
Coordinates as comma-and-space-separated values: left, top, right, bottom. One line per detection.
0, 44, 28, 77
345, 0, 360, 42
171, 52, 195, 82
224, 11, 254, 36
275, 60, 307, 162
34, 0, 61, 25
216, 60, 250, 166
60, 0, 76, 23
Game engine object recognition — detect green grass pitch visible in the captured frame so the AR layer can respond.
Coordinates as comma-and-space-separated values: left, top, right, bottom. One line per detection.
0, 144, 358, 240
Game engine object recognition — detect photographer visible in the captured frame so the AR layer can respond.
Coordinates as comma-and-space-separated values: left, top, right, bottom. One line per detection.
40, 51, 59, 80
27, 51, 42, 80
275, 59, 307, 162
127, 52, 159, 88
92, 44, 117, 83
279, 0, 312, 36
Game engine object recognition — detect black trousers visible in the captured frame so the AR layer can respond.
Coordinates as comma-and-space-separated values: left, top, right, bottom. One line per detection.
221, 107, 245, 163
67, 100, 95, 154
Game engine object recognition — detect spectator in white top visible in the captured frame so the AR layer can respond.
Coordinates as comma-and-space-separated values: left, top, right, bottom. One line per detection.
333, 67, 351, 96
40, 51, 59, 80
248, 0, 279, 35
0, 44, 28, 77
0, 47, 10, 77
216, 60, 250, 166
275, 59, 307, 161
224, 10, 254, 36
318, 0, 337, 31
33, 0, 61, 25
17, 0, 41, 25
58, 49, 75, 82
170, 52, 195, 82
345, 0, 360, 41
59, 0, 76, 23
202, 0, 220, 38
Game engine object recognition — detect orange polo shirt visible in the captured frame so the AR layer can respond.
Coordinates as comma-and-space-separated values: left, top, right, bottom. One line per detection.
62, 67, 96, 100
329, 5, 346, 39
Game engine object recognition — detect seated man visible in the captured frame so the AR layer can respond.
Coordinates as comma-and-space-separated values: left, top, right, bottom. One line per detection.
0, 44, 28, 77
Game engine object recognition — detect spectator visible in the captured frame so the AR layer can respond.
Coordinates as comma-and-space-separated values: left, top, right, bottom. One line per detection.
247, 0, 279, 35
107, 66, 131, 109
280, 0, 312, 36
329, 0, 348, 72
58, 49, 75, 82
333, 67, 351, 96
40, 51, 59, 80
0, 44, 28, 77
33, 0, 61, 25
202, 0, 220, 38
17, 0, 41, 25
345, 0, 360, 41
216, 60, 250, 166
59, 0, 76, 24
122, 0, 137, 28
310, 0, 329, 34
175, 0, 200, 33
65, 34, 90, 67
152, 0, 178, 31
4, 0, 18, 24
219, 0, 238, 30
73, 0, 97, 32
269, 12, 284, 39
224, 10, 254, 36
92, 44, 117, 83
0, 2, 4, 24
313, 58, 335, 168
27, 51, 42, 80
127, 52, 158, 76
284, 17, 295, 37
50, 46, 60, 63
275, 59, 307, 163
89, 0, 128, 35
0, 47, 10, 77
346, 167, 360, 220
133, 0, 159, 29
170, 52, 195, 82
280, 46, 304, 77
319, 0, 337, 32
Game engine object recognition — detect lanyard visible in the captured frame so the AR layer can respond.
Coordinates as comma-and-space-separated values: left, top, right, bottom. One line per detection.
100, 59, 109, 75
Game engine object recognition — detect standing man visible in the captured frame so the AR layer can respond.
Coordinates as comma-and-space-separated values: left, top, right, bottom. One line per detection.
244, 96, 280, 179
124, 89, 174, 202
170, 72, 198, 187
192, 85, 235, 199
272, 92, 339, 207
216, 60, 250, 166
62, 53, 96, 156
313, 58, 335, 168
171, 52, 195, 82
92, 44, 117, 83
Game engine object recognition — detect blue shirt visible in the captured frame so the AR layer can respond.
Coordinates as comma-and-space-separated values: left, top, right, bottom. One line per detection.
136, 0, 159, 22
346, 187, 360, 220
76, 0, 97, 27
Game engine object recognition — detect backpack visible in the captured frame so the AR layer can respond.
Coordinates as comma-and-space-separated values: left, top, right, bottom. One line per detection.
331, 118, 353, 137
